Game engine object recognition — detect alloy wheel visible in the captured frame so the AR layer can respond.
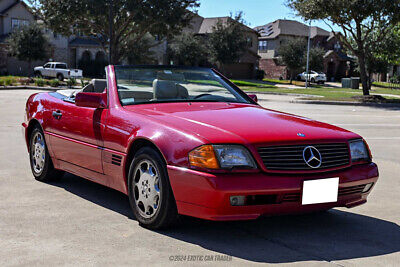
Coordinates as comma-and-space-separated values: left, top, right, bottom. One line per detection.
133, 159, 161, 219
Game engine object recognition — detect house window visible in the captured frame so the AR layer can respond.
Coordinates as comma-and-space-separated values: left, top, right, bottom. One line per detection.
11, 19, 29, 30
259, 40, 268, 51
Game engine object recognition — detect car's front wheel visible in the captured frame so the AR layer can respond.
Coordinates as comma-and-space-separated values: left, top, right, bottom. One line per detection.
128, 147, 178, 229
29, 127, 64, 182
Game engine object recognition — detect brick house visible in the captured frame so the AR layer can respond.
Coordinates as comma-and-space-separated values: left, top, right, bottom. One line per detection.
254, 19, 353, 81
153, 14, 260, 79
0, 0, 104, 76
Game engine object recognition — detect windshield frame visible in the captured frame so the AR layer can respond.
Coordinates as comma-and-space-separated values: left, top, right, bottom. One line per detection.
113, 65, 257, 106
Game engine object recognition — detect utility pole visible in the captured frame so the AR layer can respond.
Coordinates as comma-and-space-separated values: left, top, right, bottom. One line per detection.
305, 20, 311, 89
108, 0, 113, 64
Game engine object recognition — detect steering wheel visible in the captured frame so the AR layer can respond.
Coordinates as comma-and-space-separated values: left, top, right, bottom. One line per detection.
194, 93, 212, 99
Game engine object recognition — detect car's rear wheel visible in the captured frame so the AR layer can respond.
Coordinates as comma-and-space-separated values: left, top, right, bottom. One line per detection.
311, 78, 316, 83
128, 147, 178, 229
57, 73, 64, 81
29, 127, 64, 182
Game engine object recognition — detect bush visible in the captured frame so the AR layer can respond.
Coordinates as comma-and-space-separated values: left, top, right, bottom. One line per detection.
67, 78, 77, 88
81, 79, 90, 88
34, 78, 45, 87
0, 80, 4, 86
390, 74, 400, 84
255, 69, 265, 80
49, 79, 60, 87
4, 77, 16, 86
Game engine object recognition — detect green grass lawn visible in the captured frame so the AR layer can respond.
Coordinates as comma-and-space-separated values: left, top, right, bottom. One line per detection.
373, 81, 400, 89
231, 80, 276, 88
263, 78, 291, 85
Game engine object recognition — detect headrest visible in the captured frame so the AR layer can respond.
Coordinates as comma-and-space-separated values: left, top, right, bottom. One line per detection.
153, 79, 188, 100
92, 79, 107, 93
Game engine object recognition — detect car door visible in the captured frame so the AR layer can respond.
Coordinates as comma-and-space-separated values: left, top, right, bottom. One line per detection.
42, 63, 51, 76
49, 64, 57, 78
46, 97, 106, 175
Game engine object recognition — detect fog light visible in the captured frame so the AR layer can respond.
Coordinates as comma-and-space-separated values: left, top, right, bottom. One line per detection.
362, 183, 374, 193
230, 196, 246, 206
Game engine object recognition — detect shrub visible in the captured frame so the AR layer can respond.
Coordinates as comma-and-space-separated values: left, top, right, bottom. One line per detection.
67, 78, 77, 88
49, 79, 60, 87
4, 77, 16, 86
34, 78, 45, 87
0, 80, 4, 86
81, 79, 90, 88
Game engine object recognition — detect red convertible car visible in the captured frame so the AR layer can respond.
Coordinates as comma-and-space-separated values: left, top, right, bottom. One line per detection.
23, 65, 378, 229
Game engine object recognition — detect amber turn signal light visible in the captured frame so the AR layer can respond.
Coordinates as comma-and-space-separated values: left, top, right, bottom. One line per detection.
189, 145, 219, 169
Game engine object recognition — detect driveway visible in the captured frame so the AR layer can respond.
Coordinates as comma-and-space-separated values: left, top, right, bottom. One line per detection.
0, 90, 399, 266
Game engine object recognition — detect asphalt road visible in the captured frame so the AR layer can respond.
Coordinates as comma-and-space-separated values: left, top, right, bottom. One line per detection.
0, 90, 399, 266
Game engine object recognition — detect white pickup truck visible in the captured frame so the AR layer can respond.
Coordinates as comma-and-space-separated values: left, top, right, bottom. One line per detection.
34, 62, 83, 81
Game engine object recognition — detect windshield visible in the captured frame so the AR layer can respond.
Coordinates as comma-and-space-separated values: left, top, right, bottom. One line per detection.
114, 66, 250, 105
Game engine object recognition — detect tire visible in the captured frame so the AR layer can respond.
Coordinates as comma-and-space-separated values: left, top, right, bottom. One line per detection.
56, 73, 64, 81
34, 71, 42, 78
128, 147, 178, 229
311, 78, 316, 84
29, 127, 64, 182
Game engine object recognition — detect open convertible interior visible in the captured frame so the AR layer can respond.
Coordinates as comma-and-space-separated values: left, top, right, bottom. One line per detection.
54, 67, 250, 105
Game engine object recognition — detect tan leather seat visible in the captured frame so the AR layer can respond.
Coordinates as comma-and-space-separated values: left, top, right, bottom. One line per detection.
153, 79, 188, 100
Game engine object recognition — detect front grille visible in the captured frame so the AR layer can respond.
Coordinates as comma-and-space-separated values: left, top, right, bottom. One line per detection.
258, 143, 350, 171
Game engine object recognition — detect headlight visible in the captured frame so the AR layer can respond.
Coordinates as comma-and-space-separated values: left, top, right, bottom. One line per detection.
349, 139, 370, 162
189, 145, 256, 170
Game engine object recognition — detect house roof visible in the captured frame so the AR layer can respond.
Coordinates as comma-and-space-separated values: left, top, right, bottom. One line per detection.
0, 0, 30, 16
196, 16, 258, 35
254, 19, 330, 40
69, 37, 102, 47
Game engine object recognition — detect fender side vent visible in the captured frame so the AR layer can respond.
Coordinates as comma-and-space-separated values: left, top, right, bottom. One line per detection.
111, 154, 122, 166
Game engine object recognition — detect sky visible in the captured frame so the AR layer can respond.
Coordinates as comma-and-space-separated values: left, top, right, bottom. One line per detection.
197, 0, 340, 31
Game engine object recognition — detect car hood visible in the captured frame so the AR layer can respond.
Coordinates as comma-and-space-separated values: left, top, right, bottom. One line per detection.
125, 102, 359, 145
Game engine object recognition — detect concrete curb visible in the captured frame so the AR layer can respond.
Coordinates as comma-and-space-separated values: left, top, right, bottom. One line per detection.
292, 99, 400, 108
244, 91, 323, 98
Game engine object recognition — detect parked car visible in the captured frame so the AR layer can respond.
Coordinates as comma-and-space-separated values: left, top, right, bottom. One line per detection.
34, 62, 83, 81
297, 71, 327, 84
22, 65, 378, 229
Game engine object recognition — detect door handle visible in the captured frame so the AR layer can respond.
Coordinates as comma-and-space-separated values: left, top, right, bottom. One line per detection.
52, 110, 62, 119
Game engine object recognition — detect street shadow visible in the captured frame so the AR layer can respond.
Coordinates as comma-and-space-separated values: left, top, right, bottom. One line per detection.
50, 173, 400, 264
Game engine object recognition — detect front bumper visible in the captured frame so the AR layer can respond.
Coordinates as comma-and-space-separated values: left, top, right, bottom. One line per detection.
167, 163, 378, 221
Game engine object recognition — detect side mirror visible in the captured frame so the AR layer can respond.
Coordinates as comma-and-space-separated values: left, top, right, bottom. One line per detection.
248, 94, 258, 103
75, 92, 107, 109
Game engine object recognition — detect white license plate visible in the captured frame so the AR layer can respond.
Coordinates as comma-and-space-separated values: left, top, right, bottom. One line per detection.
302, 178, 339, 205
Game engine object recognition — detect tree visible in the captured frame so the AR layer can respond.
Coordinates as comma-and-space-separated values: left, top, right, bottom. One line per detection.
30, 0, 199, 64
308, 47, 325, 72
7, 24, 48, 73
126, 34, 157, 65
288, 0, 400, 95
168, 33, 209, 66
279, 38, 306, 83
208, 12, 249, 69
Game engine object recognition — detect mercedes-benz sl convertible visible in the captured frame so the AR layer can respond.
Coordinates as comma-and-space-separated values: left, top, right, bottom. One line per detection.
23, 65, 379, 229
